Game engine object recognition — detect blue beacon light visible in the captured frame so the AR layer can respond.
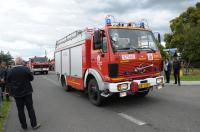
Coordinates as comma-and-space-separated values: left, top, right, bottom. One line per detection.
105, 18, 111, 25
140, 21, 145, 28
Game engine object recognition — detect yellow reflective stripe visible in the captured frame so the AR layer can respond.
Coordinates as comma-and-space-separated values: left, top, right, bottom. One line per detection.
111, 77, 124, 81
68, 81, 81, 85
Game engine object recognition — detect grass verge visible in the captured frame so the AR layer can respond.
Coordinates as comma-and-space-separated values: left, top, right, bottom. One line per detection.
0, 101, 11, 132
166, 68, 200, 81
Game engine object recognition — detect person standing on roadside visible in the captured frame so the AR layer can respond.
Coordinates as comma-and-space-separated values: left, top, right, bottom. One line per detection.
164, 58, 172, 83
173, 56, 181, 86
0, 62, 7, 101
6, 57, 40, 130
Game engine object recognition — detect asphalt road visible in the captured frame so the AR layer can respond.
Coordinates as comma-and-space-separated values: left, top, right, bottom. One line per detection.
5, 72, 200, 132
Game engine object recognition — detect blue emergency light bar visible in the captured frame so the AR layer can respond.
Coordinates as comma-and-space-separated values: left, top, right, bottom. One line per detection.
105, 15, 148, 28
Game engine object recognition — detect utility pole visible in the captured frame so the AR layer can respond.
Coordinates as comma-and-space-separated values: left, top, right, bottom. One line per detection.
45, 50, 47, 57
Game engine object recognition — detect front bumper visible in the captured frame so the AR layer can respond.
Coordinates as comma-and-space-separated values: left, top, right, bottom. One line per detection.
104, 76, 164, 93
32, 68, 49, 72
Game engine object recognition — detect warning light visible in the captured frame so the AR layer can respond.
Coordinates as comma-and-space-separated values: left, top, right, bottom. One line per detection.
140, 22, 145, 28
105, 15, 115, 25
105, 18, 111, 25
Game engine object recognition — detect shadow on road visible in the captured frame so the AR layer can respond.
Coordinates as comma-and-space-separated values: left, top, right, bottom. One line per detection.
66, 88, 161, 109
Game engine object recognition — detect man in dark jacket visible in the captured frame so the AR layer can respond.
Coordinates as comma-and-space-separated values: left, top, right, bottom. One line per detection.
6, 57, 40, 130
164, 58, 172, 83
173, 56, 181, 86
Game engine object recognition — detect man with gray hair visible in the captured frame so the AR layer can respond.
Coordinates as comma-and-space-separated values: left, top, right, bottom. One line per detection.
6, 57, 40, 130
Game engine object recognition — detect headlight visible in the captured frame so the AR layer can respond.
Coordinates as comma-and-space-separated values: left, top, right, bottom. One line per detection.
156, 77, 163, 84
117, 83, 128, 91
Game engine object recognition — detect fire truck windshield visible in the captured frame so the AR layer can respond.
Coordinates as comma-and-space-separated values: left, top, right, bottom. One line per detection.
109, 29, 158, 52
33, 58, 47, 63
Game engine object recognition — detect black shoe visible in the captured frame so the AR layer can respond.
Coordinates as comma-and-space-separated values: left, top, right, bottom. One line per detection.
21, 126, 27, 130
33, 123, 41, 130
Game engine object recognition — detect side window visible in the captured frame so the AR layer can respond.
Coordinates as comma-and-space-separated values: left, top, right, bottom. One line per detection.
102, 37, 107, 53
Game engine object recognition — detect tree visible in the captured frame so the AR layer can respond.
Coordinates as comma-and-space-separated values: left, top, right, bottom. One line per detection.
0, 51, 14, 66
164, 2, 200, 62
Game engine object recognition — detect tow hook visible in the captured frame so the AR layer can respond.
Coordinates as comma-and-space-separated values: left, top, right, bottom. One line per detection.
100, 89, 110, 97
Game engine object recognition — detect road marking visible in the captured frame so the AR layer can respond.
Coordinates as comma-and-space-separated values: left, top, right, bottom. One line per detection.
118, 113, 146, 126
42, 76, 60, 87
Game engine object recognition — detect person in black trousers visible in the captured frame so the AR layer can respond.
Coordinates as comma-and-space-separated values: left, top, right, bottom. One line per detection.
0, 62, 10, 101
6, 57, 40, 130
164, 58, 172, 83
173, 56, 181, 86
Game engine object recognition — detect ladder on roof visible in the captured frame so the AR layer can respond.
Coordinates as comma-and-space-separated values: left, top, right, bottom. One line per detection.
56, 30, 83, 48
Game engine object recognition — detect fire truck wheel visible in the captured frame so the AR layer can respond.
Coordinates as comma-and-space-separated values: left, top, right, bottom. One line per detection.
135, 90, 149, 97
61, 76, 71, 92
88, 79, 104, 106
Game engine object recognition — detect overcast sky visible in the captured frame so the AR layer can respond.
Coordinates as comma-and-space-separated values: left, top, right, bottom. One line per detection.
0, 0, 199, 60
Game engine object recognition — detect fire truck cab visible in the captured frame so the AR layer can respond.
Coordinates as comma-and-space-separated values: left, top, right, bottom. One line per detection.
55, 16, 164, 106
29, 56, 49, 75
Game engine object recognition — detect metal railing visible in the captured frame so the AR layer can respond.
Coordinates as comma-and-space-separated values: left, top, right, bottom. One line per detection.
56, 30, 83, 48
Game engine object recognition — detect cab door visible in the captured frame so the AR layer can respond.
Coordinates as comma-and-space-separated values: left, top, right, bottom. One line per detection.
91, 30, 109, 79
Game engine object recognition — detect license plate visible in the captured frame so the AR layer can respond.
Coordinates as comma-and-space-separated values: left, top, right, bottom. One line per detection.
139, 83, 150, 89
120, 92, 127, 97
157, 85, 162, 90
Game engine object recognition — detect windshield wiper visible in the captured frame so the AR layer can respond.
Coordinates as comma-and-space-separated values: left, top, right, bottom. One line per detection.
137, 47, 156, 53
117, 47, 140, 53
130, 47, 140, 53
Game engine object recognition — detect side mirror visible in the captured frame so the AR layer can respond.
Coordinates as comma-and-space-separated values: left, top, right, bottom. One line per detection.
154, 32, 161, 43
94, 30, 102, 50
158, 33, 161, 43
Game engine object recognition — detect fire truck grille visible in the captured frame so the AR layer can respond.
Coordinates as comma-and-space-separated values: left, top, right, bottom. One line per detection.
118, 62, 158, 77
33, 65, 49, 68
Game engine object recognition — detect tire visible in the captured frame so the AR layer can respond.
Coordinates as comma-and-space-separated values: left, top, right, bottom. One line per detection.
135, 90, 149, 97
61, 76, 71, 92
46, 71, 48, 74
88, 79, 104, 106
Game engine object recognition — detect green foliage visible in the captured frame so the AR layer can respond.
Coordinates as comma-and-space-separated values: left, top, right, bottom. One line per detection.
164, 2, 200, 61
0, 101, 11, 132
0, 51, 13, 65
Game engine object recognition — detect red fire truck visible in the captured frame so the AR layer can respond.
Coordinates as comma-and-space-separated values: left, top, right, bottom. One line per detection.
29, 56, 49, 75
55, 16, 164, 105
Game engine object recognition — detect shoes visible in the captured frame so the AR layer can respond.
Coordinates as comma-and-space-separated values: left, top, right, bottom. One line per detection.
21, 125, 27, 130
33, 123, 41, 130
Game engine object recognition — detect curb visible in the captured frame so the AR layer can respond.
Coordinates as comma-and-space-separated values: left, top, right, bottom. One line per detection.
164, 83, 200, 86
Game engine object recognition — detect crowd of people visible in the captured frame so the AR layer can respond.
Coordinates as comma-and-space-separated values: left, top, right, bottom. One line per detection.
0, 57, 40, 130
